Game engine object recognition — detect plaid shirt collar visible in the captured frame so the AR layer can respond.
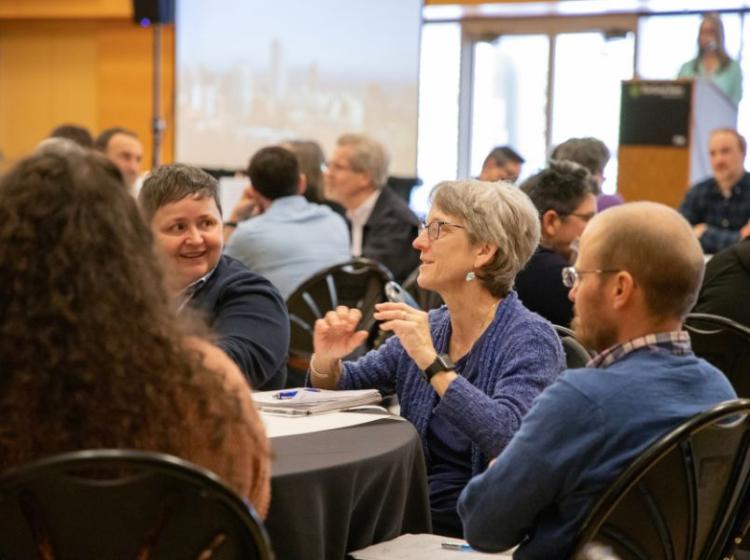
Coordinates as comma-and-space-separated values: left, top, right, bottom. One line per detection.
587, 331, 692, 369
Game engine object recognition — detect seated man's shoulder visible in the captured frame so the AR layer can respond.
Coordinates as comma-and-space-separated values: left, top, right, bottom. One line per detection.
687, 176, 720, 196
525, 246, 567, 271
372, 188, 419, 225
213, 256, 285, 302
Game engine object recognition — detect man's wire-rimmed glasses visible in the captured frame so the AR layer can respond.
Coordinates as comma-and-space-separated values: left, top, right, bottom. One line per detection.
562, 266, 620, 288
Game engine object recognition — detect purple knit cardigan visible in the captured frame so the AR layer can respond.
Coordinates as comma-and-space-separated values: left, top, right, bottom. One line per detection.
339, 291, 565, 476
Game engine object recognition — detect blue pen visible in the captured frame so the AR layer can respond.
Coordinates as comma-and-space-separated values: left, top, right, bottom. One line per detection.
274, 388, 321, 399
441, 542, 473, 552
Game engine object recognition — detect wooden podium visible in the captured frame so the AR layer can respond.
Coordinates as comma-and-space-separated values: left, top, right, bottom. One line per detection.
617, 79, 737, 208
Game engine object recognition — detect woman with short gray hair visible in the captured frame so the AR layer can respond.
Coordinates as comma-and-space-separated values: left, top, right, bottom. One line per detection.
310, 179, 564, 537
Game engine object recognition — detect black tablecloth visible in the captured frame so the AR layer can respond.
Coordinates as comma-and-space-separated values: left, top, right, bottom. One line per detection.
265, 417, 432, 559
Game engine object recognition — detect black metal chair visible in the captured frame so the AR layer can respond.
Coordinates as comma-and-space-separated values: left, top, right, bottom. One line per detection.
571, 399, 750, 560
0, 449, 274, 560
401, 266, 444, 312
553, 324, 594, 369
285, 258, 393, 384
684, 312, 750, 397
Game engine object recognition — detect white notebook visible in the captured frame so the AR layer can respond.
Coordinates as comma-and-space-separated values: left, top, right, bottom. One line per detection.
253, 388, 382, 416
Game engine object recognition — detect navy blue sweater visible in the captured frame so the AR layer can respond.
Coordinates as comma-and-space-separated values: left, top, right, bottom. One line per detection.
459, 348, 736, 559
190, 255, 289, 390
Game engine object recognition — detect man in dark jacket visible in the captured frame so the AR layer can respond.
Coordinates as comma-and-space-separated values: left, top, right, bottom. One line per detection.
325, 133, 420, 283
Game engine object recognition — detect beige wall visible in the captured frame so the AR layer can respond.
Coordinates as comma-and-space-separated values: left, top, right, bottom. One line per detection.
0, 0, 173, 171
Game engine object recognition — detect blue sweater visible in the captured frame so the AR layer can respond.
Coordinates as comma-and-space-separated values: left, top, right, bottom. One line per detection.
458, 348, 736, 559
339, 292, 565, 478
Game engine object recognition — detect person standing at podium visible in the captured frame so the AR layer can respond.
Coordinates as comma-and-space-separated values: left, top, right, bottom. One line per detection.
679, 128, 750, 254
677, 12, 742, 107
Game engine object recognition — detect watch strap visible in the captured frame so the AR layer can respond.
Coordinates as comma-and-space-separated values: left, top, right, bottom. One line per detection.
422, 353, 455, 381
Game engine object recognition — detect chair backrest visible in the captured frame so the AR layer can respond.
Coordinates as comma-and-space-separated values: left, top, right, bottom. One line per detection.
684, 312, 750, 397
553, 324, 594, 369
401, 266, 444, 312
285, 258, 393, 370
572, 399, 750, 560
0, 449, 274, 560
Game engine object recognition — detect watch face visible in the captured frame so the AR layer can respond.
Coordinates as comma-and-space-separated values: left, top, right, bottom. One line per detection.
437, 354, 455, 370
424, 353, 454, 381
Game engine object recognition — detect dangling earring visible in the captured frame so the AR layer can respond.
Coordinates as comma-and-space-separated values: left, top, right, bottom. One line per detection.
465, 271, 476, 282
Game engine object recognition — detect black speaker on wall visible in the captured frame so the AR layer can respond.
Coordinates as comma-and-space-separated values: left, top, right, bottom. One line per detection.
132, 0, 175, 25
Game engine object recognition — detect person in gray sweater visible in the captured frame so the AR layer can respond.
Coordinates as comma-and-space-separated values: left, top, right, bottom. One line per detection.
310, 179, 565, 537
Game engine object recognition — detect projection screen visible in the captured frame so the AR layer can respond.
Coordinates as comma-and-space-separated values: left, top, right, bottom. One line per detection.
175, 0, 422, 177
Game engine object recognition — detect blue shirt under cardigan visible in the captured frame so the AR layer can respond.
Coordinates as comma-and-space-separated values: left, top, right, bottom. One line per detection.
339, 291, 565, 485
458, 348, 736, 559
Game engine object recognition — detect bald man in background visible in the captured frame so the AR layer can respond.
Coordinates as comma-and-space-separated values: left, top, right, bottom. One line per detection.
459, 202, 735, 559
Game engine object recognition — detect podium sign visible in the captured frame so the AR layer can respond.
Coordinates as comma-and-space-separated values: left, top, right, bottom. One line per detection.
620, 82, 691, 147
618, 79, 737, 208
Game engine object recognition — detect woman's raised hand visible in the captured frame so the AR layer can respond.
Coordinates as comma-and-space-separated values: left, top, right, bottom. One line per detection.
313, 306, 369, 362
374, 302, 436, 370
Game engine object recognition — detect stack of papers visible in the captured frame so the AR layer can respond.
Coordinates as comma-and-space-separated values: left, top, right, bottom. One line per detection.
350, 534, 513, 559
253, 388, 382, 416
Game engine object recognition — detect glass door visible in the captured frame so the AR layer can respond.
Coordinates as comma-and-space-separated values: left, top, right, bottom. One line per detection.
551, 31, 636, 193
470, 34, 550, 184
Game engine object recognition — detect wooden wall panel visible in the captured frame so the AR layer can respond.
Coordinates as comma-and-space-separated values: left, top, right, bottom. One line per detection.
0, 18, 174, 170
0, 22, 98, 167
96, 22, 175, 167
618, 146, 691, 209
0, 0, 130, 19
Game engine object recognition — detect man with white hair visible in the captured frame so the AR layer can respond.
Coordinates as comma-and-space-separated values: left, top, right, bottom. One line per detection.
325, 133, 420, 282
459, 202, 735, 559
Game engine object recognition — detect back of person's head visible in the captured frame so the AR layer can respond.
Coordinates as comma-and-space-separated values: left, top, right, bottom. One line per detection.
139, 164, 222, 223
35, 137, 90, 157
588, 202, 704, 320
430, 179, 540, 297
550, 137, 610, 187
520, 160, 596, 217
248, 146, 300, 201
49, 123, 94, 149
336, 133, 390, 189
283, 140, 325, 203
498, 146, 525, 164
0, 148, 242, 469
482, 147, 511, 169
94, 126, 138, 152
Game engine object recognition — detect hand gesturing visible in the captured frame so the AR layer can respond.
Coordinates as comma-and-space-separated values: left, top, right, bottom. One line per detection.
313, 306, 369, 362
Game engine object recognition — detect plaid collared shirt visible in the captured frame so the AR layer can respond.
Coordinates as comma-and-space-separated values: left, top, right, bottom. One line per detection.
587, 331, 692, 369
679, 172, 750, 254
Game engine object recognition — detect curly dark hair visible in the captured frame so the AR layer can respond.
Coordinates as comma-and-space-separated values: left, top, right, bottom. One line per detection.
0, 148, 244, 474
520, 160, 596, 217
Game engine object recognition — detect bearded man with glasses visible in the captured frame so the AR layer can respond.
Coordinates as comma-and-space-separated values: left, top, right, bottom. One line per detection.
459, 202, 735, 559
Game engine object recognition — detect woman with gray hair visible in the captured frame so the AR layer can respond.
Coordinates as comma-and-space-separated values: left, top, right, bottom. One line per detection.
310, 179, 564, 537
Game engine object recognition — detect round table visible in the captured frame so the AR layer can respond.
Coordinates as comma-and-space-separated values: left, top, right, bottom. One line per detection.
264, 417, 431, 560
